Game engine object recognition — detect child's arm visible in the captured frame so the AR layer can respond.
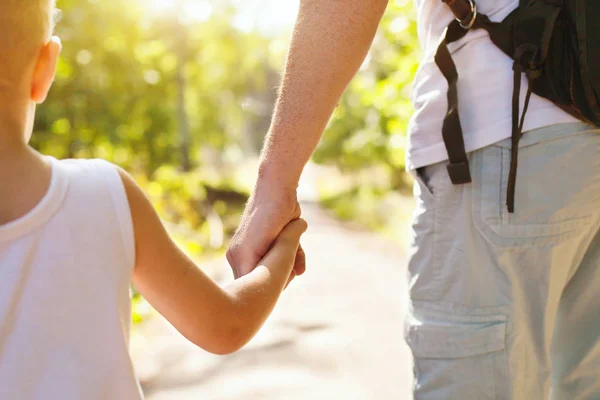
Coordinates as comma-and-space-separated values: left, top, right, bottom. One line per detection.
118, 169, 307, 355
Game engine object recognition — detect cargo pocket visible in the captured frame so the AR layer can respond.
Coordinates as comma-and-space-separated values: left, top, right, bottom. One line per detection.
471, 123, 599, 248
408, 309, 508, 400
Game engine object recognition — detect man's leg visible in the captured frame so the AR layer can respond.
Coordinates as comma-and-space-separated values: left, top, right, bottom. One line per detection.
406, 123, 600, 400
551, 223, 600, 399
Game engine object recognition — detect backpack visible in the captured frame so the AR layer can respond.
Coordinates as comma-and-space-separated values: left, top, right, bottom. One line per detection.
437, 0, 600, 212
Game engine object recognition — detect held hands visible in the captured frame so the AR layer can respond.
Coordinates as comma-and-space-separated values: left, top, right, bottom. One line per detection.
227, 183, 306, 284
258, 218, 308, 286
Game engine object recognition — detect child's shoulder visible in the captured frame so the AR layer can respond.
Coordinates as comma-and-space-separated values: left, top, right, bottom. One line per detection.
54, 156, 116, 174
49, 156, 127, 205
51, 156, 121, 184
49, 156, 135, 264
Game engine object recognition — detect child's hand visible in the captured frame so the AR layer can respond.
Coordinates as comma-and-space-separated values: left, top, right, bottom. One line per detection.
259, 219, 308, 287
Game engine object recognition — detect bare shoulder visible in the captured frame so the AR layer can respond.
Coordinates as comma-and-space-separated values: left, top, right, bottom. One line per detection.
116, 166, 141, 198
116, 167, 156, 221
115, 166, 173, 273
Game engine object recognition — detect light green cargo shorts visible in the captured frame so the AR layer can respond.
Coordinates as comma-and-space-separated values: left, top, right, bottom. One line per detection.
406, 122, 600, 400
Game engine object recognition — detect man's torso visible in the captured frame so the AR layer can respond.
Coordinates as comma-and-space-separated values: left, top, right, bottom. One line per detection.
407, 0, 579, 170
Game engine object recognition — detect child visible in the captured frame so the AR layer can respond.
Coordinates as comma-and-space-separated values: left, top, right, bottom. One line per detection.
0, 1, 306, 399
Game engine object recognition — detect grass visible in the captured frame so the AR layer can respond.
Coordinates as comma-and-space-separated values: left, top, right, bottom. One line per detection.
315, 165, 416, 249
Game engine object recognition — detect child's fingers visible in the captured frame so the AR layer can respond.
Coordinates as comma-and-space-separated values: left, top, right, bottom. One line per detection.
275, 218, 308, 248
262, 219, 307, 271
293, 245, 306, 276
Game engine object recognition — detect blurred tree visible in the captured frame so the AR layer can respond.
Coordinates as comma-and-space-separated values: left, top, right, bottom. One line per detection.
34, 0, 279, 172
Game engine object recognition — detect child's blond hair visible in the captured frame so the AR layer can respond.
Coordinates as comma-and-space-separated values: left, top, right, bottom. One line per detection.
0, 0, 57, 82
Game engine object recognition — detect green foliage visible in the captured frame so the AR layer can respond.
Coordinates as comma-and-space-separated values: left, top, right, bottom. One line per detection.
316, 165, 416, 247
34, 0, 279, 171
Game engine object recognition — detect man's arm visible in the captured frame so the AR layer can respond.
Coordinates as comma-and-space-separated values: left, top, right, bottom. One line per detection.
260, 0, 389, 188
227, 0, 389, 277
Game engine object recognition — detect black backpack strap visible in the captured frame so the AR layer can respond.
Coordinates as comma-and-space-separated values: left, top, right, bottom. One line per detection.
437, 0, 562, 213
435, 0, 513, 185
505, 0, 562, 212
507, 46, 536, 212
434, 21, 472, 184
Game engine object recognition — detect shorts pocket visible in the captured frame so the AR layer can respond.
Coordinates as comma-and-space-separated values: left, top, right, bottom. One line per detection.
411, 167, 435, 202
408, 307, 508, 400
471, 124, 600, 248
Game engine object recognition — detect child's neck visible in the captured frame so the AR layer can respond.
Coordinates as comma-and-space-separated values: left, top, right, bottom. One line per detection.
0, 128, 51, 227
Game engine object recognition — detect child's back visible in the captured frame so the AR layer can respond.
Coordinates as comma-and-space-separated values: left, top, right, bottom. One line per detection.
1, 158, 142, 398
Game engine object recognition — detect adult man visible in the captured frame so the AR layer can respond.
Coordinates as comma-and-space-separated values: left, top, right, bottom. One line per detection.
227, 0, 600, 398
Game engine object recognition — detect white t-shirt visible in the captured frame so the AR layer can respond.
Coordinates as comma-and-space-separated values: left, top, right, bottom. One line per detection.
407, 0, 579, 170
0, 157, 143, 400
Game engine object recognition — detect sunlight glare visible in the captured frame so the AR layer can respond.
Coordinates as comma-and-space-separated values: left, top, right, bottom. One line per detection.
147, 0, 213, 22
145, 0, 298, 34
183, 2, 213, 23
148, 0, 172, 13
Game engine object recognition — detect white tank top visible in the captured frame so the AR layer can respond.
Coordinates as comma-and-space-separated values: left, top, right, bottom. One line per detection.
407, 0, 579, 169
0, 157, 143, 399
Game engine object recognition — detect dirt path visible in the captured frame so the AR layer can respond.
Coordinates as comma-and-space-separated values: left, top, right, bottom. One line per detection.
132, 167, 415, 400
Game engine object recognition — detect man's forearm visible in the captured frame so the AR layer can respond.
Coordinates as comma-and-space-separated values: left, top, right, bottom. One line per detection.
258, 0, 388, 190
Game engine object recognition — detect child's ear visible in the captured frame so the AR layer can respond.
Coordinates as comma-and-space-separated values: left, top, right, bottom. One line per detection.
31, 36, 62, 104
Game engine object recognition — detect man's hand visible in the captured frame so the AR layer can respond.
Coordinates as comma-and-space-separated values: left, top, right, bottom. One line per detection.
227, 180, 306, 280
